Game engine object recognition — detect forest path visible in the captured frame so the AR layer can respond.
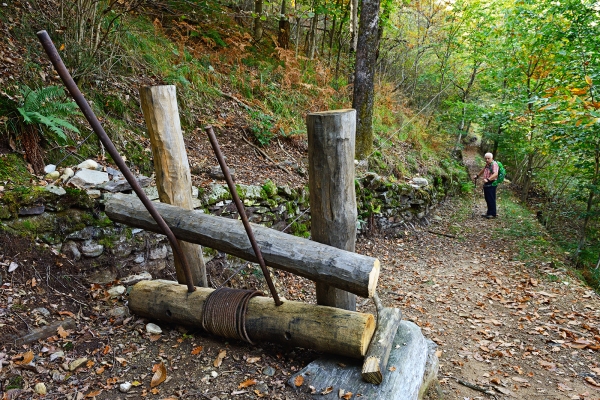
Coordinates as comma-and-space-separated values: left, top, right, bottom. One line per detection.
356, 146, 600, 399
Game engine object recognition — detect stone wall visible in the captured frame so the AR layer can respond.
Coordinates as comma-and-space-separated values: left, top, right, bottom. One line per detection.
0, 172, 462, 282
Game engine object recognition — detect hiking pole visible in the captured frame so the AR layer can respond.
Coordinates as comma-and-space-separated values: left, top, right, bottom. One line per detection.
37, 30, 197, 293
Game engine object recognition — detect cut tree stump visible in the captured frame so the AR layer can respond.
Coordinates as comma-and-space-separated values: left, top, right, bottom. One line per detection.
288, 321, 439, 399
361, 307, 403, 384
105, 194, 380, 298
129, 280, 376, 358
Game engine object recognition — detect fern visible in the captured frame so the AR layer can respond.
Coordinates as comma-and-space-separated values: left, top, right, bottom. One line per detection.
17, 85, 80, 144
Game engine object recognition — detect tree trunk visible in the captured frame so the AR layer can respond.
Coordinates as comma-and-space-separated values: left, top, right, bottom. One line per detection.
575, 144, 600, 265
349, 0, 359, 52
277, 0, 290, 48
139, 86, 207, 287
129, 280, 376, 359
352, 0, 382, 159
307, 110, 358, 311
521, 152, 534, 202
253, 0, 263, 41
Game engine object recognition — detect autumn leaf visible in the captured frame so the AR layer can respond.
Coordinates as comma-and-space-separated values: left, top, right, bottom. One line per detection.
57, 326, 69, 339
246, 356, 261, 363
571, 87, 588, 96
585, 75, 593, 85
86, 360, 95, 368
150, 362, 167, 388
102, 345, 111, 355
238, 379, 257, 388
149, 334, 161, 342
14, 351, 34, 365
294, 375, 304, 387
85, 390, 102, 398
342, 391, 354, 399
59, 310, 76, 318
151, 388, 160, 394
191, 346, 203, 355
557, 382, 573, 391
321, 386, 333, 395
585, 376, 600, 387
31, 277, 37, 287
95, 367, 105, 375
214, 350, 226, 368
115, 357, 127, 366
388, 366, 396, 372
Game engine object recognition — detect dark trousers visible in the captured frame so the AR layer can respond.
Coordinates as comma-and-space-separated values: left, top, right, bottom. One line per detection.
483, 184, 497, 216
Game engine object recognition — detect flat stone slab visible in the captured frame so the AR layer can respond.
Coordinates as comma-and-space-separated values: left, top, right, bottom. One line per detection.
288, 321, 438, 399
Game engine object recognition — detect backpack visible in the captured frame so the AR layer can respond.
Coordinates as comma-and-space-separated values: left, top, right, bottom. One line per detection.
488, 161, 506, 187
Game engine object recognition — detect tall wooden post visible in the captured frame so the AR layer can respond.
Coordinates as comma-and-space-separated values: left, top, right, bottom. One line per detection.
307, 109, 357, 311
139, 85, 207, 287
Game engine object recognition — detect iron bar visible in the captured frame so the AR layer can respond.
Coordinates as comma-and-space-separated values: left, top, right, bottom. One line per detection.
204, 125, 282, 306
36, 30, 196, 293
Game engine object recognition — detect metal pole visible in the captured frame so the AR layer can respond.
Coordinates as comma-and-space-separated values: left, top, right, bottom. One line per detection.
36, 30, 196, 293
204, 126, 282, 306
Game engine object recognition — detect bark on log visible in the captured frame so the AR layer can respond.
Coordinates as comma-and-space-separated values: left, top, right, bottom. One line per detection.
129, 280, 375, 358
15, 318, 76, 345
139, 85, 207, 287
362, 307, 402, 384
105, 194, 379, 298
307, 109, 357, 310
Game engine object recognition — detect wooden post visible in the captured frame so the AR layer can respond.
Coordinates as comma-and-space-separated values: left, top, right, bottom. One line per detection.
307, 109, 357, 311
139, 85, 207, 287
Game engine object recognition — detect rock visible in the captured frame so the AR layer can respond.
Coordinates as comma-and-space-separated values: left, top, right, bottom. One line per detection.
107, 286, 126, 298
69, 357, 88, 371
120, 272, 152, 285
81, 241, 104, 257
106, 167, 123, 179
51, 370, 65, 382
143, 186, 159, 200
66, 226, 97, 240
61, 167, 74, 182
18, 205, 45, 216
211, 370, 219, 378
209, 165, 235, 180
86, 189, 101, 199
149, 245, 167, 260
34, 382, 47, 395
45, 171, 60, 180
111, 240, 133, 258
77, 159, 98, 170
119, 382, 132, 393
134, 255, 145, 264
411, 177, 429, 187
45, 184, 66, 195
146, 323, 162, 334
255, 383, 269, 393
50, 351, 65, 361
44, 164, 56, 174
61, 242, 81, 261
262, 366, 276, 376
70, 169, 109, 189
86, 268, 117, 284
107, 306, 129, 318
99, 175, 152, 192
33, 307, 50, 317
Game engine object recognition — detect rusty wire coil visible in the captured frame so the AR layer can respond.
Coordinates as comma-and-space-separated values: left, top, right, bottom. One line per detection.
202, 287, 262, 344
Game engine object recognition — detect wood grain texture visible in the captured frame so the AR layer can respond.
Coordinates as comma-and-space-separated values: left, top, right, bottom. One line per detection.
307, 109, 357, 310
105, 194, 379, 298
361, 307, 403, 384
139, 85, 207, 287
129, 280, 375, 358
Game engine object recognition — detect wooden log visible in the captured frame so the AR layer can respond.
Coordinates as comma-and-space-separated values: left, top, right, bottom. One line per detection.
362, 307, 403, 384
307, 109, 357, 311
16, 318, 76, 345
105, 194, 379, 298
139, 85, 207, 287
129, 280, 375, 358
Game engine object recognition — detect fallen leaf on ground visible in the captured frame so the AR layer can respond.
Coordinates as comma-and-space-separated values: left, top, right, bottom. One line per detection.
150, 362, 167, 388
238, 379, 257, 388
13, 351, 34, 365
191, 346, 203, 355
214, 350, 227, 367
585, 376, 600, 387
294, 375, 304, 387
57, 326, 69, 339
321, 386, 333, 395
246, 356, 261, 363
558, 382, 573, 391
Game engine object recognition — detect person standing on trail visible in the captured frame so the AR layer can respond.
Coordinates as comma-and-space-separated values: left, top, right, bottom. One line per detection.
473, 152, 499, 219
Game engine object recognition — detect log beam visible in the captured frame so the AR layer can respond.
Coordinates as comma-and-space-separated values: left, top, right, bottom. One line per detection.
362, 307, 403, 384
105, 194, 380, 298
129, 280, 375, 358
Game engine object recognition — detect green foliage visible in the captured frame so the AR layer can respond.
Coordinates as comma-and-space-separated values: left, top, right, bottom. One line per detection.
248, 110, 275, 146
5, 86, 80, 145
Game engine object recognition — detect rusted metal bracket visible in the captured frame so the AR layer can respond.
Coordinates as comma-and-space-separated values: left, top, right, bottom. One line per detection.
205, 125, 282, 306
36, 30, 196, 293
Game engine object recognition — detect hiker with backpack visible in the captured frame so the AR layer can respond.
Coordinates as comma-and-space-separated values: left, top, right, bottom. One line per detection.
473, 152, 505, 219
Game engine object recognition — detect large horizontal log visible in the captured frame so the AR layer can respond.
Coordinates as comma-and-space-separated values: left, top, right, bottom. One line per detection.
129, 280, 375, 358
105, 194, 379, 298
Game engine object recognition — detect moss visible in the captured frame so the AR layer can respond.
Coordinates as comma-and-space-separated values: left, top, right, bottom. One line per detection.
6, 375, 24, 390
265, 199, 278, 209
262, 179, 278, 198
0, 154, 31, 185
290, 221, 309, 237
235, 184, 248, 199
285, 201, 296, 216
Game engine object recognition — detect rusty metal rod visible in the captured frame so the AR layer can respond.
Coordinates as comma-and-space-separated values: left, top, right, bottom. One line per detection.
36, 30, 196, 293
204, 125, 282, 306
